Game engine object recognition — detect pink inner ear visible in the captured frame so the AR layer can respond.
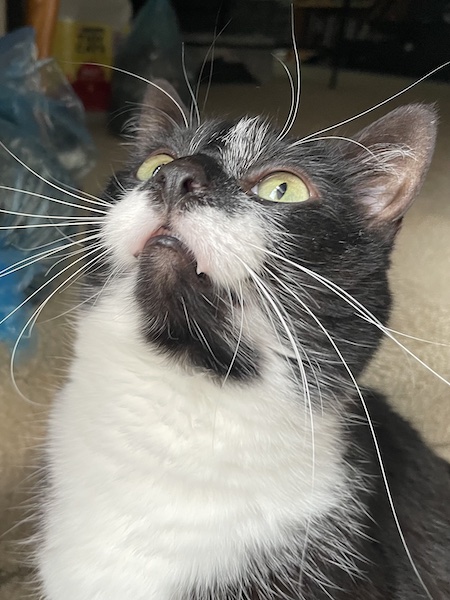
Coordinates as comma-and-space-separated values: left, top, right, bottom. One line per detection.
347, 104, 437, 225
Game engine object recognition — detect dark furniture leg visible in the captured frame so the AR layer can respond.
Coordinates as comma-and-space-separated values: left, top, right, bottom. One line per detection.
329, 0, 351, 89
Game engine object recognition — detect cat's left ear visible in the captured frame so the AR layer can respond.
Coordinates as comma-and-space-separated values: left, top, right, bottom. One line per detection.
138, 79, 188, 133
344, 104, 437, 226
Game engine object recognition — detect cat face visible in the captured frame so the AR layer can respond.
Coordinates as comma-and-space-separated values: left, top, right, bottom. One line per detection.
97, 82, 436, 389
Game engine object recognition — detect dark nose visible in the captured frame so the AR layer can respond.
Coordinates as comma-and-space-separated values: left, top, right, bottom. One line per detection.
153, 157, 209, 204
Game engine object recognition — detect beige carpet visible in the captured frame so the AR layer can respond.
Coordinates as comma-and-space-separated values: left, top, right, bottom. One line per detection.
0, 66, 449, 598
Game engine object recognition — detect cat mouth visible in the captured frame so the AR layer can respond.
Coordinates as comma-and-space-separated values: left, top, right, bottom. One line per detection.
137, 226, 207, 281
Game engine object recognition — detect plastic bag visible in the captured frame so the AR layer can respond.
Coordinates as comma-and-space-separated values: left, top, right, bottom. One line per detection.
0, 27, 96, 354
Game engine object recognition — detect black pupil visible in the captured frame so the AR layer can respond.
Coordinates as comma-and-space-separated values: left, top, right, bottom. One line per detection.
275, 182, 287, 199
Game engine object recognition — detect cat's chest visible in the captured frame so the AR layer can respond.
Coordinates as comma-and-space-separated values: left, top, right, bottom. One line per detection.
42, 310, 347, 599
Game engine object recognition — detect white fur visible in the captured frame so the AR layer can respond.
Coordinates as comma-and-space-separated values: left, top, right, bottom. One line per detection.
102, 188, 268, 287
39, 280, 348, 600
220, 118, 271, 178
102, 189, 161, 268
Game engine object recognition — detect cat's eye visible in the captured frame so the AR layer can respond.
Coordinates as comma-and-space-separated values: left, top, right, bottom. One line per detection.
252, 171, 310, 203
137, 153, 174, 181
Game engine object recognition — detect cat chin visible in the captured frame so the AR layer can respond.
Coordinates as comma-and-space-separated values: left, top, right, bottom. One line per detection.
137, 233, 210, 291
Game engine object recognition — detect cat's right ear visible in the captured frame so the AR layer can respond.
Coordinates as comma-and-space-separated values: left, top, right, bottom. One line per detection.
138, 79, 188, 133
342, 104, 437, 228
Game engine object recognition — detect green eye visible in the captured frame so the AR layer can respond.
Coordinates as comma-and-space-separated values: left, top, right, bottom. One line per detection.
252, 171, 310, 203
137, 153, 174, 181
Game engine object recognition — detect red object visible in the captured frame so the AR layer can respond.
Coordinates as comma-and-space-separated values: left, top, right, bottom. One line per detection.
71, 64, 111, 112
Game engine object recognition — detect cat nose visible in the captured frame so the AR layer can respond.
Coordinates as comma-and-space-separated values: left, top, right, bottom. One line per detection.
153, 157, 209, 204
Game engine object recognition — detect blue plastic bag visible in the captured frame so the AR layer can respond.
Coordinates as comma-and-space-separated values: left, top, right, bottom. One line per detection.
0, 27, 95, 354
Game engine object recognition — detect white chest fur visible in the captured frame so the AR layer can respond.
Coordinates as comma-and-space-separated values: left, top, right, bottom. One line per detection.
38, 292, 347, 600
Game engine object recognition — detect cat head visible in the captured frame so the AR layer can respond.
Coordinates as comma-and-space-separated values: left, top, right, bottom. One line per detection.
98, 81, 437, 392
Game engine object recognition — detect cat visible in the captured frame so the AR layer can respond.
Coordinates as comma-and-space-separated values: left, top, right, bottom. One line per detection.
36, 80, 450, 600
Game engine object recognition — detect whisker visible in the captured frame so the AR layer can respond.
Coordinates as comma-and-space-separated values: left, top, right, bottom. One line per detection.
44, 241, 102, 277
91, 262, 123, 307
0, 147, 109, 210
0, 232, 101, 278
277, 4, 301, 141
255, 246, 450, 387
49, 176, 110, 207
0, 221, 103, 230
243, 264, 318, 597
192, 318, 218, 363
196, 19, 231, 114
237, 259, 315, 464
0, 241, 105, 326
222, 280, 245, 387
273, 54, 295, 137
0, 184, 107, 215
0, 207, 104, 220
112, 171, 127, 194
10, 227, 97, 253
181, 43, 200, 128
180, 296, 195, 338
10, 247, 110, 404
37, 287, 102, 325
265, 264, 433, 600
291, 135, 377, 159
300, 61, 450, 143
67, 62, 189, 128
376, 325, 450, 348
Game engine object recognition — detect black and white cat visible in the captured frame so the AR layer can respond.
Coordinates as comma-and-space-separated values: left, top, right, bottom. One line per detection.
37, 82, 450, 599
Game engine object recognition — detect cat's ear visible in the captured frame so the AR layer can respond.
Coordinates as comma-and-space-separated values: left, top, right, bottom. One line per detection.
138, 79, 188, 133
344, 104, 437, 226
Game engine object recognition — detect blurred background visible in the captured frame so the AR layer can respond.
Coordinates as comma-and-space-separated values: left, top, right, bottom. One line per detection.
2, 0, 450, 110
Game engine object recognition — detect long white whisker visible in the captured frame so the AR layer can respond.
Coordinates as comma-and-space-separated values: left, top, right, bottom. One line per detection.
0, 183, 106, 215
196, 19, 231, 113
259, 269, 320, 596
374, 324, 450, 347
50, 174, 109, 206
266, 264, 433, 600
67, 62, 189, 128
291, 136, 377, 159
37, 288, 102, 325
91, 262, 123, 308
222, 280, 245, 387
192, 318, 218, 362
11, 227, 98, 253
0, 147, 109, 210
44, 241, 101, 277
181, 43, 200, 128
0, 221, 103, 230
238, 260, 315, 473
10, 248, 110, 404
277, 4, 301, 141
300, 61, 450, 143
273, 54, 296, 138
0, 241, 104, 326
0, 233, 101, 278
0, 207, 103, 220
180, 296, 195, 338
256, 246, 450, 387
